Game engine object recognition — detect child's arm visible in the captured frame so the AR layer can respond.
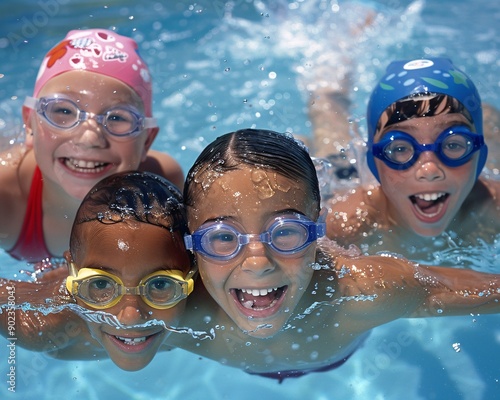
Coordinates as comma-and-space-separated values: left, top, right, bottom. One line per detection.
0, 273, 102, 359
408, 263, 500, 317
330, 249, 500, 331
308, 88, 353, 158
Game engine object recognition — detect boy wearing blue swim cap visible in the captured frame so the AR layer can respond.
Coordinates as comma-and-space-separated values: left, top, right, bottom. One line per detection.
317, 58, 500, 256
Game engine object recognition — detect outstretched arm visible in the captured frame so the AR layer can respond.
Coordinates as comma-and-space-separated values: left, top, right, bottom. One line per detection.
328, 247, 500, 332
309, 88, 354, 158
0, 270, 101, 359
408, 263, 500, 317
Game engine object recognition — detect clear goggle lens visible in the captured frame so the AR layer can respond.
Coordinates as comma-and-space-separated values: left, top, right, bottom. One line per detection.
372, 126, 485, 170
24, 96, 157, 139
184, 214, 326, 261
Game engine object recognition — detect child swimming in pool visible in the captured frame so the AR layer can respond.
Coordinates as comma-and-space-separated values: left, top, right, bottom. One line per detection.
0, 28, 184, 263
0, 171, 195, 371
309, 58, 500, 257
169, 128, 500, 380
3, 130, 500, 380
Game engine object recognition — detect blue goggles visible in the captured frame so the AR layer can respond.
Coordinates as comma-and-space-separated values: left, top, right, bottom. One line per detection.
184, 213, 326, 261
371, 126, 485, 171
24, 96, 157, 140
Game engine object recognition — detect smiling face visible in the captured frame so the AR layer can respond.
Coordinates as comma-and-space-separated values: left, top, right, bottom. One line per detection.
26, 70, 157, 200
68, 220, 190, 371
187, 166, 318, 338
375, 113, 478, 236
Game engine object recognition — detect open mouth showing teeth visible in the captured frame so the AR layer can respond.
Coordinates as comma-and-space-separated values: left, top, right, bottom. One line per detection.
63, 158, 109, 173
114, 335, 148, 345
410, 192, 449, 217
233, 286, 286, 310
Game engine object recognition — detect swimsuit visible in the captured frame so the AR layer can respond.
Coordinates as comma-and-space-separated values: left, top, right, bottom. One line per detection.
247, 332, 368, 383
247, 353, 354, 383
7, 166, 52, 262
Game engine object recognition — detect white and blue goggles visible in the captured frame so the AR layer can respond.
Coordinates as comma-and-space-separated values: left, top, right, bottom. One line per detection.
371, 126, 485, 171
184, 213, 326, 261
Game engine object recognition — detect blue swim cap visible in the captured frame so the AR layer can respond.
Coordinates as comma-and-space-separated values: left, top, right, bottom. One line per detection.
366, 58, 487, 181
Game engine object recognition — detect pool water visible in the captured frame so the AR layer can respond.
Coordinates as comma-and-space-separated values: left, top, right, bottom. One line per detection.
1, 1, 500, 399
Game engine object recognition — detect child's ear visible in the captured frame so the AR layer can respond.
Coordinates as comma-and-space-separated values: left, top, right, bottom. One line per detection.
22, 105, 34, 148
142, 127, 159, 162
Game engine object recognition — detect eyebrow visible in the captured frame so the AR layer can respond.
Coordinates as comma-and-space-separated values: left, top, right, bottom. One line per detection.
84, 265, 178, 275
199, 208, 307, 226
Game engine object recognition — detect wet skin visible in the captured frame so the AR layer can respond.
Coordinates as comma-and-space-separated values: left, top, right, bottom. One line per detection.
26, 70, 157, 201
68, 220, 191, 371
373, 113, 479, 237
187, 166, 319, 338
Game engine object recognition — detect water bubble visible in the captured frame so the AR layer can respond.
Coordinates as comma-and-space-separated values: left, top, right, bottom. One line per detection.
117, 239, 129, 251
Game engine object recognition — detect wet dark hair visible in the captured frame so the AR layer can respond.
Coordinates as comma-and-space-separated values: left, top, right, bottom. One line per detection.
70, 171, 189, 256
376, 93, 473, 136
183, 129, 320, 211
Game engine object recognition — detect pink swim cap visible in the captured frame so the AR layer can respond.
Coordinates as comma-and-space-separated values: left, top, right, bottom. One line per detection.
33, 29, 153, 116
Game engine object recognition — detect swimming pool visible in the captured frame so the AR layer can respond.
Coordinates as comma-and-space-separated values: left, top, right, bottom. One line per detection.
1, 0, 499, 399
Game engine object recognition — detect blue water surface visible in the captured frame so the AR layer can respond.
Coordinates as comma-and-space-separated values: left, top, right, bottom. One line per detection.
0, 1, 499, 399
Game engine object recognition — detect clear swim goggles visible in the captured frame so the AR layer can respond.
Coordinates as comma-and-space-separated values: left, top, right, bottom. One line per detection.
184, 213, 326, 262
371, 126, 485, 170
66, 263, 195, 310
24, 96, 157, 140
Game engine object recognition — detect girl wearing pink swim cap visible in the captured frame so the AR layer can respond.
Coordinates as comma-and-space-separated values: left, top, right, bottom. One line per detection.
0, 29, 184, 263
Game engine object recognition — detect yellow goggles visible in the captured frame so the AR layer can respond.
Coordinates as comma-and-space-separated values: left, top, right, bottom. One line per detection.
66, 263, 195, 310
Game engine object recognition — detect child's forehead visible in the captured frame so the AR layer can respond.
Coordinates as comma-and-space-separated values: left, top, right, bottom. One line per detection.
379, 111, 473, 138
38, 70, 144, 111
75, 220, 174, 253
189, 167, 315, 225
377, 97, 474, 138
73, 220, 189, 272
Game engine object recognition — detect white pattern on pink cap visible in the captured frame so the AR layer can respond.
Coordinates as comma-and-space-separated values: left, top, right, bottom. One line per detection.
33, 29, 153, 116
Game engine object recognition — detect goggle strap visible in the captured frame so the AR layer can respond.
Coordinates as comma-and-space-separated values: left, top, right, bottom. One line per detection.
143, 117, 158, 129
23, 96, 37, 110
184, 235, 194, 251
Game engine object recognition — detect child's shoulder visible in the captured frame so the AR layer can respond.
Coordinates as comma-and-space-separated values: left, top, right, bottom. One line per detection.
470, 177, 500, 208
0, 147, 36, 248
324, 184, 387, 244
481, 177, 500, 201
139, 149, 184, 190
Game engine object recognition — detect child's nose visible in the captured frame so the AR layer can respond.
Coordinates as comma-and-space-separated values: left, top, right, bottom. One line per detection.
414, 152, 445, 181
240, 243, 276, 276
114, 296, 150, 325
72, 118, 107, 148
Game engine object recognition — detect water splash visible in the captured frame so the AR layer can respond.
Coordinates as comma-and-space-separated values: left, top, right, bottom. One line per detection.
0, 301, 215, 340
